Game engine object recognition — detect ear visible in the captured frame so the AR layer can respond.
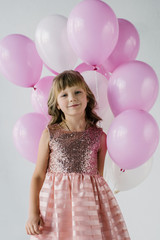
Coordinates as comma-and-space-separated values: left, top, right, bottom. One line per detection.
57, 105, 60, 110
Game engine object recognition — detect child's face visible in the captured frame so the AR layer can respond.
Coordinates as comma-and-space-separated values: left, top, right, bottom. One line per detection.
57, 85, 88, 118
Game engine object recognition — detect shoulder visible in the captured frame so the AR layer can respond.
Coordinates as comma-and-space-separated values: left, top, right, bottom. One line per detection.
42, 127, 50, 137
47, 123, 62, 130
47, 123, 60, 137
94, 124, 106, 136
47, 123, 59, 131
40, 128, 50, 144
98, 129, 107, 150
100, 131, 107, 143
91, 124, 107, 147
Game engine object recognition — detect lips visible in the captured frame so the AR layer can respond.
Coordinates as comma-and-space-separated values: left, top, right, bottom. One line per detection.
69, 104, 79, 107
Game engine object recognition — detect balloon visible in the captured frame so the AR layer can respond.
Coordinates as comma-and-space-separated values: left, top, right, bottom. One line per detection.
44, 62, 59, 75
31, 76, 53, 118
107, 60, 159, 116
35, 15, 78, 73
104, 154, 153, 192
107, 109, 159, 169
81, 71, 114, 132
67, 0, 119, 66
103, 18, 140, 72
13, 113, 48, 163
0, 34, 43, 87
99, 105, 114, 134
75, 62, 110, 79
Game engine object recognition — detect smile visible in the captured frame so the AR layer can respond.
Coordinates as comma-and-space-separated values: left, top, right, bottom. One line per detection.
69, 104, 80, 107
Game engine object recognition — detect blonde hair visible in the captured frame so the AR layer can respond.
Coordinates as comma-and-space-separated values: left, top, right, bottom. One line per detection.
48, 70, 102, 126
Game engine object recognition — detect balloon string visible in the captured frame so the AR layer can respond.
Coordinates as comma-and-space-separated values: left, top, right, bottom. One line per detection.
94, 70, 102, 128
113, 181, 120, 194
95, 71, 99, 103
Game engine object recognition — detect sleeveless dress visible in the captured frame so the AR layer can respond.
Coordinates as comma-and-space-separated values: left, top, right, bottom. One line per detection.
30, 123, 130, 240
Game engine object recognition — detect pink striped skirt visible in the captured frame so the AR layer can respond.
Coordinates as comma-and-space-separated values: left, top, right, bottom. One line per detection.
30, 172, 130, 240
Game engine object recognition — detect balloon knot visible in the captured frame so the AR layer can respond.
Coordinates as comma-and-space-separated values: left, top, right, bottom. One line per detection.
93, 65, 97, 71
120, 168, 126, 172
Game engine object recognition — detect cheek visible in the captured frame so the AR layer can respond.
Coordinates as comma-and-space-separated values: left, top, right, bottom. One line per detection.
84, 95, 88, 103
58, 98, 67, 107
83, 97, 88, 107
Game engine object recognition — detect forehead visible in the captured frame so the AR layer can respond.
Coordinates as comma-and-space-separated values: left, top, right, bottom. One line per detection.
60, 86, 84, 92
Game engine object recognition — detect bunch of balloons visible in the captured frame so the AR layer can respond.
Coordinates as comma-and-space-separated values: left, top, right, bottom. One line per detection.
0, 0, 159, 191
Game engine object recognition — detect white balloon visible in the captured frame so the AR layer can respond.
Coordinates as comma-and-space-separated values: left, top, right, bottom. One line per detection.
99, 106, 114, 134
81, 71, 114, 133
35, 15, 78, 73
104, 154, 153, 192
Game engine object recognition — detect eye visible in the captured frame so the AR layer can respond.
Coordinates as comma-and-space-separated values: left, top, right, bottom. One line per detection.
61, 93, 67, 97
75, 91, 81, 94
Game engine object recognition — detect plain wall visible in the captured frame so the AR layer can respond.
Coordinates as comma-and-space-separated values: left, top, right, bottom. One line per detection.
0, 0, 160, 239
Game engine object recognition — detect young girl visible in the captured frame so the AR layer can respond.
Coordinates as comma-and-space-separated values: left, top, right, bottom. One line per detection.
25, 70, 130, 240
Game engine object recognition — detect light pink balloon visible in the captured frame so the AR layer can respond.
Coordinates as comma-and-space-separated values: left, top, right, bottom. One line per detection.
107, 110, 159, 169
75, 62, 110, 79
13, 113, 48, 163
67, 0, 119, 66
0, 34, 43, 87
31, 76, 53, 118
107, 60, 159, 116
103, 18, 140, 72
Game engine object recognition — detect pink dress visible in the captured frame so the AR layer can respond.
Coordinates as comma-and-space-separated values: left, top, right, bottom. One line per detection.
31, 123, 130, 240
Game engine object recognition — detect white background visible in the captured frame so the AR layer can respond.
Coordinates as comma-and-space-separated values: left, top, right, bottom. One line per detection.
0, 0, 160, 239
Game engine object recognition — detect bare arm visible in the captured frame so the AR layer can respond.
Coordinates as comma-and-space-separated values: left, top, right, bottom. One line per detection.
26, 128, 50, 235
97, 131, 107, 177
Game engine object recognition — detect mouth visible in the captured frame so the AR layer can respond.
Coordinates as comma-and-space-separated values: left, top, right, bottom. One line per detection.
69, 104, 80, 107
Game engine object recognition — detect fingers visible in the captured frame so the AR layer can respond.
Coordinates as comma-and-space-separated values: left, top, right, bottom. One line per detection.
33, 224, 41, 235
38, 216, 44, 234
39, 216, 44, 227
25, 214, 45, 236
26, 223, 40, 235
26, 220, 43, 235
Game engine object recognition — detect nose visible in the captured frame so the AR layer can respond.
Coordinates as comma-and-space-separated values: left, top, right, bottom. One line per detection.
68, 93, 76, 102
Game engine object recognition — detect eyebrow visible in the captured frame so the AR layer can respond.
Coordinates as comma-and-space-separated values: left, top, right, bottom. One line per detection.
61, 87, 83, 93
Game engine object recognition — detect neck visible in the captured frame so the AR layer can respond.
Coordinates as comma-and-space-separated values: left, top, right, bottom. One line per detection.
63, 114, 88, 131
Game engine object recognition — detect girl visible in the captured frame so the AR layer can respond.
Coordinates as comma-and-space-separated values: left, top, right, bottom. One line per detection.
25, 70, 130, 240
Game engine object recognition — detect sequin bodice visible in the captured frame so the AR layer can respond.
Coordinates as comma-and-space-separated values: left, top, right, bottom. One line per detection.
47, 123, 103, 175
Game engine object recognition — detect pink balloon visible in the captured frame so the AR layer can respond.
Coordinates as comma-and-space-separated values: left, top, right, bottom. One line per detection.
107, 60, 159, 116
13, 113, 48, 163
75, 62, 110, 79
44, 62, 59, 75
103, 18, 140, 72
107, 110, 159, 169
67, 0, 119, 66
31, 76, 53, 118
0, 34, 43, 87
75, 63, 95, 73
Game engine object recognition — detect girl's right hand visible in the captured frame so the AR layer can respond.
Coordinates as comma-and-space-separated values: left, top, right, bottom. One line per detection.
25, 214, 44, 235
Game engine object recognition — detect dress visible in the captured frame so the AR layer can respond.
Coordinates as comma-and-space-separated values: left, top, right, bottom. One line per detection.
31, 123, 130, 240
